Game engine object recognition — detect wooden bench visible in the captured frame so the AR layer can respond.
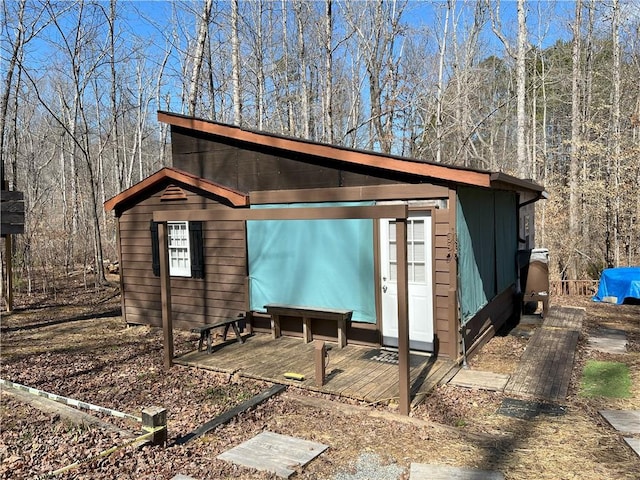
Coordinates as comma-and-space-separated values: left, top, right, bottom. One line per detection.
264, 304, 352, 349
191, 315, 248, 354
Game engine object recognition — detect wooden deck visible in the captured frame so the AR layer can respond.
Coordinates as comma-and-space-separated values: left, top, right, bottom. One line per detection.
504, 306, 584, 402
175, 333, 457, 405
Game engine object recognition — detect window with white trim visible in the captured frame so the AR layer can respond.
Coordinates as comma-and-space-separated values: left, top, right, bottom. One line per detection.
167, 221, 191, 277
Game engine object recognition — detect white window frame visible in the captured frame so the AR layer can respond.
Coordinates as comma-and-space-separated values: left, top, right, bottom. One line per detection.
167, 221, 191, 277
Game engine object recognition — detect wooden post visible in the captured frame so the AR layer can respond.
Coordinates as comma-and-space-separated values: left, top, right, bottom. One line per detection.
5, 233, 13, 312
158, 222, 174, 369
142, 406, 167, 446
396, 218, 411, 415
315, 340, 326, 387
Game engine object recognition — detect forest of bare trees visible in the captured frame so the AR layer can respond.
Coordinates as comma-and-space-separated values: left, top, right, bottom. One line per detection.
1, 0, 639, 295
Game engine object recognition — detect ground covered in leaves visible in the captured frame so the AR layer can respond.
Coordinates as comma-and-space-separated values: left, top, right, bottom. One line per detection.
1, 282, 639, 479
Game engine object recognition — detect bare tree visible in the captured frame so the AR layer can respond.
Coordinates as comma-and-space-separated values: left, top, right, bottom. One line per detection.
488, 0, 528, 177
435, 0, 450, 163
231, 0, 242, 125
323, 0, 334, 143
610, 0, 621, 266
188, 0, 212, 117
569, 0, 582, 277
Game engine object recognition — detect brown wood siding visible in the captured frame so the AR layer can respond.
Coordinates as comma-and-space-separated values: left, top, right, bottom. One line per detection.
171, 127, 445, 191
434, 207, 456, 358
118, 185, 247, 330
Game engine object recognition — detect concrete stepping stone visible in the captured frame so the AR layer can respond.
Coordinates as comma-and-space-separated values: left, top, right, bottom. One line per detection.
588, 328, 627, 355
450, 369, 510, 392
217, 431, 328, 478
599, 410, 640, 435
623, 437, 640, 457
410, 463, 504, 479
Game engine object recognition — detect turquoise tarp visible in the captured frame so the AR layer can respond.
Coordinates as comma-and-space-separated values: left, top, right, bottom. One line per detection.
247, 202, 376, 323
457, 188, 518, 323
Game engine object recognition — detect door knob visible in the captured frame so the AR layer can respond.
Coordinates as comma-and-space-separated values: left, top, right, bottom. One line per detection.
382, 285, 388, 293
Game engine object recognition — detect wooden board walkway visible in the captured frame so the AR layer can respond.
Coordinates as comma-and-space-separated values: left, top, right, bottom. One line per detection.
175, 334, 457, 405
504, 307, 584, 402
450, 369, 510, 392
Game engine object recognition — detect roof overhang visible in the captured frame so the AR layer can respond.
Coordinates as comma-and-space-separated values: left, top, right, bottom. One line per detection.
489, 172, 545, 194
104, 167, 249, 214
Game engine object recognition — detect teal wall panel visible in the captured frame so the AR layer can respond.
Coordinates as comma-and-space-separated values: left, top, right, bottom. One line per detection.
247, 202, 376, 323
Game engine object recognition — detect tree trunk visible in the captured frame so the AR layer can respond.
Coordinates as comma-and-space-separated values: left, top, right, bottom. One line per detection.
611, 0, 621, 266
435, 1, 450, 163
0, 0, 26, 186
323, 0, 333, 143
294, 1, 310, 138
516, 0, 527, 178
188, 0, 212, 117
569, 0, 582, 277
231, 0, 242, 126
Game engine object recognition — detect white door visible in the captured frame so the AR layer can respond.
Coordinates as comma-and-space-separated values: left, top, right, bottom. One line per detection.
380, 212, 434, 351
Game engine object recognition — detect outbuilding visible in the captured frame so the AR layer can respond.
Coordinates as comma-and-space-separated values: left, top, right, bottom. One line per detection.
105, 111, 545, 373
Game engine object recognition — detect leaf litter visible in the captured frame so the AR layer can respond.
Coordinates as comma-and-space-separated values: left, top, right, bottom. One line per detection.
1, 284, 638, 479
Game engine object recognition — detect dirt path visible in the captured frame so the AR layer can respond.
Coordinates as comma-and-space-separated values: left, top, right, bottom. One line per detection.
1, 285, 638, 479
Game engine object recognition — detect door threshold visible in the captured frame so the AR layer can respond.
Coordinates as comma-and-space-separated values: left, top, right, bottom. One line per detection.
381, 346, 434, 357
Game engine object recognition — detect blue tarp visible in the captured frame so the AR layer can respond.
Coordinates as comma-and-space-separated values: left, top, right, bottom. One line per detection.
593, 267, 640, 304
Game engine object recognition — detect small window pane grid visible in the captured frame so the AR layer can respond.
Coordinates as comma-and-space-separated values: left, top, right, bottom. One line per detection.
388, 219, 426, 283
168, 221, 190, 277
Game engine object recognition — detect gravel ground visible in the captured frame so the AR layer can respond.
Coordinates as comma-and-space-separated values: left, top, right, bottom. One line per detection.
333, 453, 406, 480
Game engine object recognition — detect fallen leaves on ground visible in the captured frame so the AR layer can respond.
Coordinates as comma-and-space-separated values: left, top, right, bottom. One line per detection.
1, 285, 638, 479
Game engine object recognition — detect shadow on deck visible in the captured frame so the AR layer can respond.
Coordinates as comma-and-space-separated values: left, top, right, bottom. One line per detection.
175, 333, 458, 406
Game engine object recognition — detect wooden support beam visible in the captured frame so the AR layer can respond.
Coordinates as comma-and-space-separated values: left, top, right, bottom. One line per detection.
396, 218, 411, 415
174, 384, 286, 445
250, 184, 450, 205
158, 222, 174, 369
5, 233, 13, 312
154, 204, 408, 223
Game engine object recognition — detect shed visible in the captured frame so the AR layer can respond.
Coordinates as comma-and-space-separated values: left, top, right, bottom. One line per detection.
105, 111, 546, 364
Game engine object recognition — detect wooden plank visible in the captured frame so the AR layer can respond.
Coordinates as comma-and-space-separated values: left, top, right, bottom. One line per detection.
0, 211, 25, 223
434, 222, 449, 236
450, 369, 510, 391
264, 304, 352, 317
0, 190, 23, 202
340, 361, 396, 399
0, 224, 24, 235
154, 204, 409, 222
504, 326, 579, 401
174, 384, 286, 445
125, 298, 246, 315
434, 259, 450, 273
434, 235, 448, 248
125, 285, 245, 303
249, 184, 449, 204
2, 388, 135, 437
